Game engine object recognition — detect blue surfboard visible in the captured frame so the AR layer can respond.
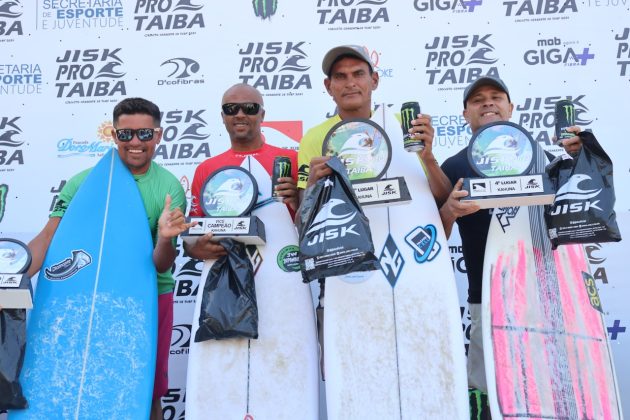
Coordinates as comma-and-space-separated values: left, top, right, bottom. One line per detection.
12, 149, 157, 419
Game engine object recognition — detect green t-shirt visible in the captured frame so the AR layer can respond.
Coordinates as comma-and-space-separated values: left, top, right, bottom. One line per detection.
51, 161, 186, 294
297, 115, 341, 189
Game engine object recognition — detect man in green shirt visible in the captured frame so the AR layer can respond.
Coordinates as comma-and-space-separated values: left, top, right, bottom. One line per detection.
27, 97, 193, 420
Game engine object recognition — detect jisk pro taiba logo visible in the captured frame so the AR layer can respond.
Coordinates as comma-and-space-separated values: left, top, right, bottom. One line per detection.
238, 41, 311, 94
503, 0, 578, 17
316, 0, 389, 27
0, 116, 25, 167
516, 94, 592, 145
424, 34, 500, 87
153, 109, 211, 162
55, 48, 126, 100
134, 0, 204, 32
0, 0, 23, 36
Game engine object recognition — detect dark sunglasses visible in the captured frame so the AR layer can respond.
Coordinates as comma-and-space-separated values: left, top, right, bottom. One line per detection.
114, 128, 160, 142
222, 102, 262, 116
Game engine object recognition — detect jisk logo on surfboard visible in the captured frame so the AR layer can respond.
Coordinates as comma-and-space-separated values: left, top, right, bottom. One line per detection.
44, 249, 92, 281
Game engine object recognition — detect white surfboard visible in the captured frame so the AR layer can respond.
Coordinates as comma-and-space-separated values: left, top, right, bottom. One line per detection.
323, 107, 469, 419
482, 145, 623, 419
185, 156, 319, 420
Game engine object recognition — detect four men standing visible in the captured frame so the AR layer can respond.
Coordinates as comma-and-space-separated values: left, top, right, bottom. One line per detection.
16, 44, 588, 419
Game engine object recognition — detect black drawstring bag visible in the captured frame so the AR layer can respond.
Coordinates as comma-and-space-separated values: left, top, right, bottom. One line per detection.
545, 131, 621, 249
194, 239, 258, 342
297, 157, 379, 283
1, 308, 28, 410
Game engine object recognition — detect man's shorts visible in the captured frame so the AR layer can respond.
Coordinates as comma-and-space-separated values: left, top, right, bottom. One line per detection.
153, 291, 173, 399
467, 303, 488, 393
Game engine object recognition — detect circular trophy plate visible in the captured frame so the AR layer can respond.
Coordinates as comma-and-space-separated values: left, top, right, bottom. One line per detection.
0, 238, 32, 274
322, 118, 392, 182
200, 166, 258, 217
468, 121, 535, 178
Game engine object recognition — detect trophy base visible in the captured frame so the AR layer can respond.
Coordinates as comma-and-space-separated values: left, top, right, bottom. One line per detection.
183, 216, 266, 245
352, 177, 412, 207
462, 174, 555, 209
0, 273, 33, 309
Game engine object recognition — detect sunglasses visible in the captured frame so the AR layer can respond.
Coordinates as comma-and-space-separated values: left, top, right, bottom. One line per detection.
114, 128, 160, 142
222, 102, 262, 116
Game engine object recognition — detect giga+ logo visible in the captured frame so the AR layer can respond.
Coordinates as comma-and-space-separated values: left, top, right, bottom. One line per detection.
414, 0, 484, 14
524, 37, 594, 67
55, 48, 126, 100
134, 0, 204, 32
425, 34, 501, 87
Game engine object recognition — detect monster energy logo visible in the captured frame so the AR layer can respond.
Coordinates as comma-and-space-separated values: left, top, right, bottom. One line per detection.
561, 103, 575, 125
0, 184, 7, 223
252, 0, 278, 19
401, 106, 415, 132
276, 160, 291, 178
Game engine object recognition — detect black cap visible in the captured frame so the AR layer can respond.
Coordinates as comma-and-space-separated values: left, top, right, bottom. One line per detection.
463, 76, 510, 107
322, 45, 374, 76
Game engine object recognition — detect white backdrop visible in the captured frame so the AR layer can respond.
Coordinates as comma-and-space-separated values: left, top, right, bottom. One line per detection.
1, 1, 629, 418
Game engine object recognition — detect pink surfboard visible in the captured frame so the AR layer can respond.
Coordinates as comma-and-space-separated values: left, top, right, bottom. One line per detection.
483, 209, 623, 418
482, 145, 623, 419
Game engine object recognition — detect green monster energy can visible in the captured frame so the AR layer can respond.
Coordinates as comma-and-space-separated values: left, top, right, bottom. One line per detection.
554, 99, 575, 144
272, 156, 292, 202
401, 101, 424, 152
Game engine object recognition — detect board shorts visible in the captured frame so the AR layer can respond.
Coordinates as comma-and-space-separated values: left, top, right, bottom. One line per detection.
467, 303, 488, 393
153, 291, 173, 399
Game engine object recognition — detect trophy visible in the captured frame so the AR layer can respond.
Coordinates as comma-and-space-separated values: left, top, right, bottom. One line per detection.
184, 166, 266, 245
0, 238, 33, 309
322, 118, 411, 207
462, 121, 554, 209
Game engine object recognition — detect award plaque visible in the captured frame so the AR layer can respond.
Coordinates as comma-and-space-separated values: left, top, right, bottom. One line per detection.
462, 122, 554, 209
184, 166, 266, 245
322, 118, 411, 207
0, 238, 33, 309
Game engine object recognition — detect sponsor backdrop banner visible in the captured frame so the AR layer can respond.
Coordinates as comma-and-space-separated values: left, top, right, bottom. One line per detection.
1, 1, 629, 418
